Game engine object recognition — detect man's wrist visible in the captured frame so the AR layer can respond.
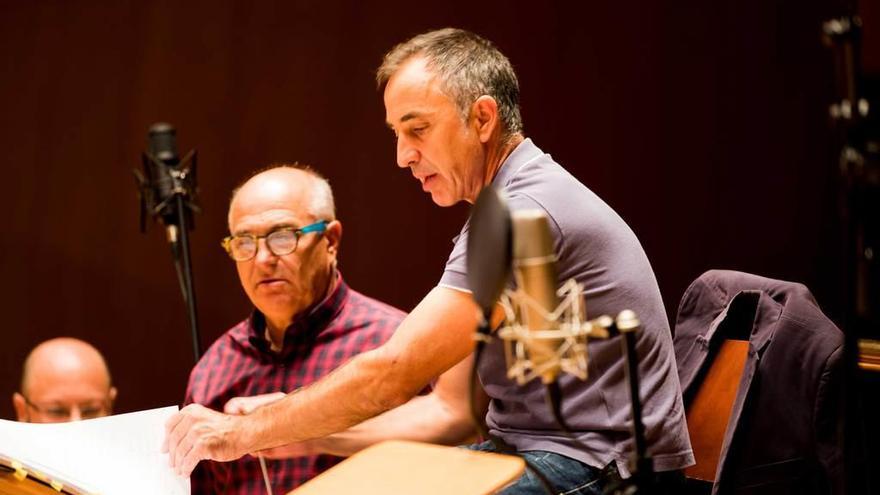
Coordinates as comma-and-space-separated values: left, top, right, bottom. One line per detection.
230, 412, 260, 457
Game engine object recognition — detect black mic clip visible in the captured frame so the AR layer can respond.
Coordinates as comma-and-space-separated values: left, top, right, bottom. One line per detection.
133, 125, 201, 238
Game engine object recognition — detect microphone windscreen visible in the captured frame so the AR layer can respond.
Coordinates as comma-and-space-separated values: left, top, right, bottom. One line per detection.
148, 122, 179, 165
466, 187, 512, 314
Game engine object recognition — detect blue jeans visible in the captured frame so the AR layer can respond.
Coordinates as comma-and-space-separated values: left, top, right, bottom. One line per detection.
465, 440, 613, 495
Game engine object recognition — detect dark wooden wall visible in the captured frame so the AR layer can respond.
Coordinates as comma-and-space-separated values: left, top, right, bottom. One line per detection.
0, 0, 870, 419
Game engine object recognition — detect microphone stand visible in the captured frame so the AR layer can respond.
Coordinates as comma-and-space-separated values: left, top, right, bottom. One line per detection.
469, 309, 559, 495
169, 182, 202, 363
135, 144, 203, 363
526, 309, 654, 495
603, 311, 654, 495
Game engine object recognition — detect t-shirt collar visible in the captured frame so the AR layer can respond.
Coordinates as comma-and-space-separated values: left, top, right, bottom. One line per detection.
490, 137, 541, 188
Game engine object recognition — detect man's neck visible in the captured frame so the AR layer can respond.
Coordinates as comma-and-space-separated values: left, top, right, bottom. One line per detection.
481, 133, 524, 195
264, 269, 339, 352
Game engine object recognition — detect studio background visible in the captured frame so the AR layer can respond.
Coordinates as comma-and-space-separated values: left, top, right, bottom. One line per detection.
0, 0, 876, 419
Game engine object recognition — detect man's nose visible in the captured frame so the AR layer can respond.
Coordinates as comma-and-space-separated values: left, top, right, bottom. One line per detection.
254, 238, 278, 265
68, 406, 82, 422
396, 136, 418, 169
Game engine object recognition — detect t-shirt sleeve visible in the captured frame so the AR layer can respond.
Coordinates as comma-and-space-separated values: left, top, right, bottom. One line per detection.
438, 222, 471, 292
437, 193, 560, 293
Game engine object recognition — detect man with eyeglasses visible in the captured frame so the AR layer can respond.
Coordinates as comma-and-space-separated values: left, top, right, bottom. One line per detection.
13, 337, 116, 423
183, 165, 406, 493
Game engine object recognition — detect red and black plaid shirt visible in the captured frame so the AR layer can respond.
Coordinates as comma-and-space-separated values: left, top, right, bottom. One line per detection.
185, 275, 404, 494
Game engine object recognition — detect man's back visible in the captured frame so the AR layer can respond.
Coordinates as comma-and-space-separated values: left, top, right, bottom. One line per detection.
441, 138, 693, 475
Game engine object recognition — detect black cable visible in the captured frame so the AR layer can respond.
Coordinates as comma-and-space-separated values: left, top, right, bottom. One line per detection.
542, 328, 653, 495
470, 315, 558, 495
543, 382, 641, 495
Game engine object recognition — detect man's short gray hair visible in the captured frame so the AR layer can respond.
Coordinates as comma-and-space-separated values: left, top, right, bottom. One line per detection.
230, 164, 336, 221
376, 28, 523, 141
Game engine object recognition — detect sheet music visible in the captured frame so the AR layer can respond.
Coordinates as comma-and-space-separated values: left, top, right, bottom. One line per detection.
0, 405, 189, 495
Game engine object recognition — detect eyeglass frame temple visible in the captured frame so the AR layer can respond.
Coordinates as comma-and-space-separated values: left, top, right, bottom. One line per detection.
220, 220, 329, 257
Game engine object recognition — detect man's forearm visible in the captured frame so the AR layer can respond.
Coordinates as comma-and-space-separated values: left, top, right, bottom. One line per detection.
310, 355, 485, 456
243, 344, 421, 452
256, 354, 486, 459
314, 394, 477, 456
240, 288, 481, 453
165, 287, 480, 475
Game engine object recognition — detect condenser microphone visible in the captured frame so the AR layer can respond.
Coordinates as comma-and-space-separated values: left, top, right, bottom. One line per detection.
147, 123, 180, 231
135, 122, 199, 244
511, 210, 562, 384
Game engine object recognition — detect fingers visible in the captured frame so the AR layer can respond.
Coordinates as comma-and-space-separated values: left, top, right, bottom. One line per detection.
223, 392, 287, 415
224, 397, 247, 415
161, 403, 253, 477
178, 437, 202, 477
165, 407, 197, 471
171, 425, 197, 475
163, 404, 211, 476
258, 447, 288, 459
256, 446, 284, 459
257, 441, 311, 459
162, 410, 185, 453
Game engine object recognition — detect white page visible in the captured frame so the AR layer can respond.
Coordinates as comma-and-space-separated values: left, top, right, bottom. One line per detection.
0, 405, 189, 495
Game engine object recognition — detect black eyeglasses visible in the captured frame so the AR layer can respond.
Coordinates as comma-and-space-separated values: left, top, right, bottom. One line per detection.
21, 395, 110, 422
221, 220, 328, 261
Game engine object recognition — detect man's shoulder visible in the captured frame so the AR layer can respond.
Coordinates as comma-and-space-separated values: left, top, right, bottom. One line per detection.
194, 318, 253, 368
185, 317, 254, 404
344, 288, 406, 321
505, 150, 582, 197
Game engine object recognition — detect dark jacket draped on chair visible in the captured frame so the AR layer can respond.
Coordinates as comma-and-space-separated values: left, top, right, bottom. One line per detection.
674, 270, 844, 495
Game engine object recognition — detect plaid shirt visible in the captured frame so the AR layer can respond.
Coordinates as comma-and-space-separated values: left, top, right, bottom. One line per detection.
185, 275, 405, 494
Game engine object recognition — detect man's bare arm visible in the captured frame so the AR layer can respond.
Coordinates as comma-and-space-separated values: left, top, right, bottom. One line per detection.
164, 286, 480, 475
260, 354, 488, 458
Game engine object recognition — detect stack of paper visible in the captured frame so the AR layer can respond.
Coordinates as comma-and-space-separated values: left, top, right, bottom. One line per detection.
0, 406, 189, 495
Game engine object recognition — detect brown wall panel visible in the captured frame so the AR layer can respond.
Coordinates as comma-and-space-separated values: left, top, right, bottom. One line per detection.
0, 0, 865, 419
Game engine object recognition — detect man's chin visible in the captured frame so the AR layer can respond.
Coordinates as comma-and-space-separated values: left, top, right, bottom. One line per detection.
429, 191, 459, 207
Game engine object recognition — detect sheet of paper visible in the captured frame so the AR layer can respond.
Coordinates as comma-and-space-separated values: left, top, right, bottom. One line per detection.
0, 405, 189, 495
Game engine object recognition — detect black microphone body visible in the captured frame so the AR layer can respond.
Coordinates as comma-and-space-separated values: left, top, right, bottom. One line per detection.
147, 123, 181, 229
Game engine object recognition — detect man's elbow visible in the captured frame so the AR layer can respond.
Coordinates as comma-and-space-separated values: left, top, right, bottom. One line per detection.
437, 412, 480, 446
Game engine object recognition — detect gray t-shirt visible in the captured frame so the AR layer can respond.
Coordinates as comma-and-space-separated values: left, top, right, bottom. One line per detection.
440, 139, 693, 475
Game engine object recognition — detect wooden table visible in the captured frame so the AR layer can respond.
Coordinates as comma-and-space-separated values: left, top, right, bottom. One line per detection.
289, 440, 525, 495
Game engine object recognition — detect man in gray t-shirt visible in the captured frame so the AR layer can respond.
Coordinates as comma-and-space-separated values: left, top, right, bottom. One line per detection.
441, 138, 693, 478
165, 28, 692, 494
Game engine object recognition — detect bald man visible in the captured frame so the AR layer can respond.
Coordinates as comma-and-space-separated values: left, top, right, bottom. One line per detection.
13, 337, 117, 423
183, 164, 406, 493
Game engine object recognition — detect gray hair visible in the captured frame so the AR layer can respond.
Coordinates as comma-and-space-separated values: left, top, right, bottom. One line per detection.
376, 28, 523, 141
306, 170, 336, 221
230, 164, 336, 221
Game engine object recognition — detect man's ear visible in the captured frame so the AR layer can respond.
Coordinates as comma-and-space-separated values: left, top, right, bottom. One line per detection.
325, 220, 342, 257
107, 386, 118, 414
471, 95, 500, 143
12, 392, 28, 422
